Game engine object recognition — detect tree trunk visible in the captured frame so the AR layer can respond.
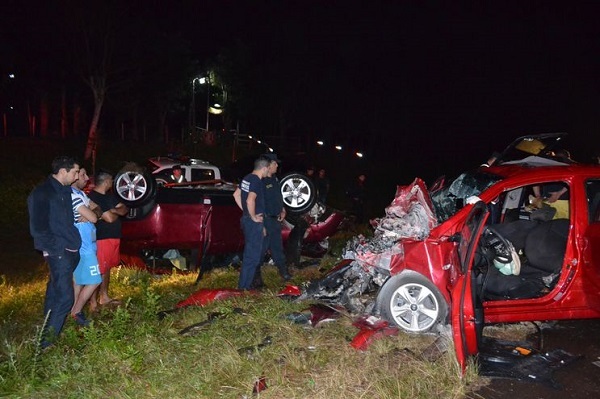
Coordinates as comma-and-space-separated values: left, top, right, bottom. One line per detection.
84, 80, 106, 160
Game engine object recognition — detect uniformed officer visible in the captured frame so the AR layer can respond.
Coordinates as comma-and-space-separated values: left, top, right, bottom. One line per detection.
257, 154, 291, 284
233, 155, 270, 290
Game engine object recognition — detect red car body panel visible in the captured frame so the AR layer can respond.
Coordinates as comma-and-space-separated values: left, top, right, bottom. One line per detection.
120, 186, 344, 262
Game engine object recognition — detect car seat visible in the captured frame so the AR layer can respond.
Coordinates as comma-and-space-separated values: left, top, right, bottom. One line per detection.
482, 219, 569, 300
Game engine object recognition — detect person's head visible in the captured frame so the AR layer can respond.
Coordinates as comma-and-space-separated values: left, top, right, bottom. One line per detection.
318, 169, 326, 178
172, 165, 183, 177
51, 156, 80, 186
306, 166, 315, 176
95, 169, 114, 191
72, 167, 90, 190
262, 153, 281, 177
253, 156, 271, 178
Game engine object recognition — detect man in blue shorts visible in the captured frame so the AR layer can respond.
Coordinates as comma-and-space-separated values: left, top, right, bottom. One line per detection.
233, 155, 270, 290
70, 167, 102, 326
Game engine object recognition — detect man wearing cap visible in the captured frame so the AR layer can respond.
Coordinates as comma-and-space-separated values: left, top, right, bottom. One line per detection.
254, 154, 291, 285
233, 155, 271, 290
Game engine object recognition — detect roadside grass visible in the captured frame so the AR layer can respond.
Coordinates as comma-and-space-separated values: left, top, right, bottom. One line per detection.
0, 262, 481, 398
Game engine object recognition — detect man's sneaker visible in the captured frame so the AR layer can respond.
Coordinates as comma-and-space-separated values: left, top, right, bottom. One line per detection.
72, 312, 90, 327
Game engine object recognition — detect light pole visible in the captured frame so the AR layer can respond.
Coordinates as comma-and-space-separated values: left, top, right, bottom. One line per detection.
199, 76, 210, 133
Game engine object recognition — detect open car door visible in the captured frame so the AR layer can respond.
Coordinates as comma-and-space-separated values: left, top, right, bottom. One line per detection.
450, 201, 489, 372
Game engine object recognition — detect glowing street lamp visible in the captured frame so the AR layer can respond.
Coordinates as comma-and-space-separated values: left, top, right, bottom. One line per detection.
356, 152, 364, 158
316, 140, 324, 146
335, 145, 342, 151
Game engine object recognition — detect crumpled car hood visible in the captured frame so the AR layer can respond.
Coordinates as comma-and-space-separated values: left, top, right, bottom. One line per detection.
298, 178, 439, 312
344, 178, 437, 273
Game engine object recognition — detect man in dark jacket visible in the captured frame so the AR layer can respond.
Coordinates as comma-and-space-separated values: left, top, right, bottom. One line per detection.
28, 156, 82, 349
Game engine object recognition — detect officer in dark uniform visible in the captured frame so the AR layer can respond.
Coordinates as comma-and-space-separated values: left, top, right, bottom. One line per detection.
255, 154, 291, 285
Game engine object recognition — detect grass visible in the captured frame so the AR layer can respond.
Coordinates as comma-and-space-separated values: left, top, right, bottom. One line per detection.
0, 257, 482, 398
0, 137, 483, 398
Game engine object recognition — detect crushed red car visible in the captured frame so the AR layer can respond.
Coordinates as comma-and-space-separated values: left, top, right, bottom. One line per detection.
298, 133, 600, 370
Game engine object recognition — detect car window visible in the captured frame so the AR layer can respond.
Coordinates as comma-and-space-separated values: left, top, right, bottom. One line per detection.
191, 168, 215, 181
586, 179, 600, 223
495, 181, 570, 224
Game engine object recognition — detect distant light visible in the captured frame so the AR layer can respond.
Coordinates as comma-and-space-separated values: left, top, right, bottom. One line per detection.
268, 147, 274, 152
335, 145, 342, 151
356, 152, 363, 158
256, 140, 262, 144
316, 140, 324, 146
8, 73, 15, 79
248, 135, 253, 139
213, 103, 221, 107
199, 77, 208, 84
10, 106, 14, 110
209, 106, 223, 114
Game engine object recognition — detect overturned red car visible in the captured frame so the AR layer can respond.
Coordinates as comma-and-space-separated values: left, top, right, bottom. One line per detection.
112, 163, 344, 274
299, 133, 600, 370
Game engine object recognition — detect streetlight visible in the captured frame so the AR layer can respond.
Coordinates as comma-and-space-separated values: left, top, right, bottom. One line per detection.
199, 76, 210, 133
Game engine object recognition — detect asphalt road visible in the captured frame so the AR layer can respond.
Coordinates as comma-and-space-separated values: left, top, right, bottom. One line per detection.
472, 319, 600, 398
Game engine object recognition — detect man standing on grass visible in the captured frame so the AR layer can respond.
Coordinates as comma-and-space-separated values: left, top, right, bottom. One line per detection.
70, 167, 102, 326
233, 155, 270, 290
88, 170, 128, 311
28, 156, 81, 349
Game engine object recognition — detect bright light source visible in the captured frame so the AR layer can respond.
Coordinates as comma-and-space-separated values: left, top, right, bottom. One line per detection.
213, 103, 221, 107
268, 147, 274, 152
248, 135, 253, 139
335, 145, 342, 150
199, 77, 208, 84
356, 152, 363, 158
317, 140, 324, 146
256, 140, 262, 144
209, 106, 223, 114
8, 73, 15, 79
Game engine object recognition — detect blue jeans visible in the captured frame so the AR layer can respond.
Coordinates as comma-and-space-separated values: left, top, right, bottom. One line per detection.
262, 217, 288, 277
42, 250, 80, 347
239, 216, 264, 290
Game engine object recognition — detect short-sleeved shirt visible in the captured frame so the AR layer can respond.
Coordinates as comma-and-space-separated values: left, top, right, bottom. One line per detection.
240, 173, 265, 216
263, 175, 283, 216
88, 190, 123, 239
71, 187, 97, 255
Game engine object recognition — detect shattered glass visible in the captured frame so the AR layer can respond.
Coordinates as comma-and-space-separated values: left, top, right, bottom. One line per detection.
431, 170, 502, 222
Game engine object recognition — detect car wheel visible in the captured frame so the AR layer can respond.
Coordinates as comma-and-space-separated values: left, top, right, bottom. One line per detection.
114, 165, 156, 207
280, 173, 316, 214
377, 271, 448, 333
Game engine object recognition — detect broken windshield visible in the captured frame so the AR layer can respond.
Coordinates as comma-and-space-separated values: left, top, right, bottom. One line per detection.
431, 170, 503, 223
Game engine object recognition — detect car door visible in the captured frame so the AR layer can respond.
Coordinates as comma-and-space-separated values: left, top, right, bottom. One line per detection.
450, 201, 489, 371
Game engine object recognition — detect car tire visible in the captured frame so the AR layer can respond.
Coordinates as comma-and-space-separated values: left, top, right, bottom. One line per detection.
376, 271, 448, 333
114, 164, 156, 207
280, 173, 316, 215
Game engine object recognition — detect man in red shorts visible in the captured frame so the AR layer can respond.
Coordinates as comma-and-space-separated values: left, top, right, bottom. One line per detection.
88, 169, 128, 311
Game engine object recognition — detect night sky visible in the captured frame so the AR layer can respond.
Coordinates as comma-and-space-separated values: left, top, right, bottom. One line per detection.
2, 1, 600, 181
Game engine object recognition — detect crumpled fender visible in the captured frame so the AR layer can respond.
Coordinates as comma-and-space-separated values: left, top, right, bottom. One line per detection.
175, 288, 251, 308
350, 315, 399, 351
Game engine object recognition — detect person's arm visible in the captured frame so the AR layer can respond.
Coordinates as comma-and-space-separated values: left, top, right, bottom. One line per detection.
547, 186, 568, 203
88, 199, 103, 218
76, 204, 98, 223
246, 192, 263, 223
278, 207, 287, 222
233, 187, 243, 210
27, 191, 56, 254
111, 202, 129, 216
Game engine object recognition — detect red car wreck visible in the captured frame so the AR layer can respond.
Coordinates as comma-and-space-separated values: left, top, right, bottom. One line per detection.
299, 133, 600, 370
113, 163, 344, 274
